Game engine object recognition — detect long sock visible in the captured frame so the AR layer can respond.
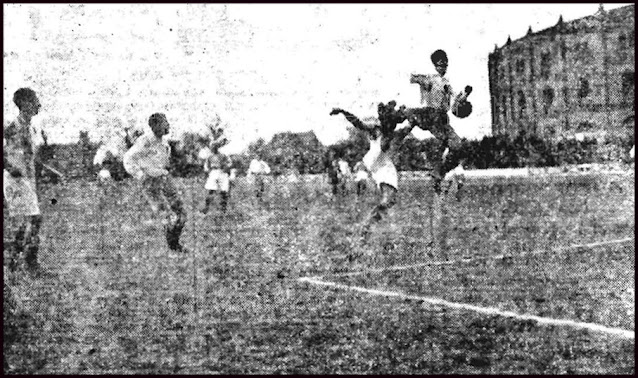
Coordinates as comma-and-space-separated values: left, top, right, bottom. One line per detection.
202, 192, 215, 213
220, 192, 228, 212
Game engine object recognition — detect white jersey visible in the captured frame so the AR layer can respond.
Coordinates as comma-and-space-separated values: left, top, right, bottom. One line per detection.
362, 137, 398, 189
205, 169, 230, 191
198, 147, 212, 161
248, 159, 271, 175
93, 144, 119, 165
412, 73, 454, 111
123, 133, 171, 178
93, 129, 138, 166
338, 160, 351, 177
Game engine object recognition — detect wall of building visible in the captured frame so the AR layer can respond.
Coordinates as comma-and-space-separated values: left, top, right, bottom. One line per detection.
488, 5, 634, 141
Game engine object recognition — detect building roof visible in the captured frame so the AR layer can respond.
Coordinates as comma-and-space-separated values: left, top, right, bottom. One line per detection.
493, 4, 634, 52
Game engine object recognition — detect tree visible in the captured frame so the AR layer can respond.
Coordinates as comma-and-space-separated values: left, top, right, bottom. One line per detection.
169, 117, 228, 177
259, 131, 326, 175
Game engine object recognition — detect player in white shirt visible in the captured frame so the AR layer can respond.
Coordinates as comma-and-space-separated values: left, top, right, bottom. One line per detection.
330, 101, 415, 235
123, 113, 187, 253
198, 135, 231, 213
408, 49, 473, 194
3, 88, 44, 272
247, 157, 271, 200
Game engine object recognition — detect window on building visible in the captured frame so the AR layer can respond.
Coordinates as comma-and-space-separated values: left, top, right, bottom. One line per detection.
618, 33, 628, 61
542, 88, 554, 115
517, 90, 526, 119
560, 41, 567, 61
501, 96, 507, 123
574, 42, 593, 64
578, 78, 590, 100
540, 52, 551, 79
516, 60, 525, 75
563, 86, 569, 108
621, 71, 634, 106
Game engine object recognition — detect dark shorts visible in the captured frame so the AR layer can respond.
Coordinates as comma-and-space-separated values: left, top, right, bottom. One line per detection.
379, 183, 397, 208
408, 107, 460, 148
143, 176, 184, 215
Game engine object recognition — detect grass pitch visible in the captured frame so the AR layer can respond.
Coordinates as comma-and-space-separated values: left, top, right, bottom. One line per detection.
4, 171, 635, 374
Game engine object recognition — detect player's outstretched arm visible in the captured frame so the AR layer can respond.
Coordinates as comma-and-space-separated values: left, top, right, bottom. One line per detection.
393, 122, 416, 143
330, 108, 373, 133
210, 136, 229, 151
123, 139, 151, 179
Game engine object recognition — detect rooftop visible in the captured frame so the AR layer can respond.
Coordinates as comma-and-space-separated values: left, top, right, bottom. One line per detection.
493, 4, 634, 52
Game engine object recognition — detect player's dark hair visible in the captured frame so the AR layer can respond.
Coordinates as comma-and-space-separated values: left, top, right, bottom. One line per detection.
148, 113, 167, 128
13, 88, 38, 110
431, 49, 448, 64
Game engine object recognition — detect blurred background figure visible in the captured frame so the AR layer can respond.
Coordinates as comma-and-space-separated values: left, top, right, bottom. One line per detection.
199, 138, 231, 214
229, 167, 238, 199
247, 155, 271, 200
337, 157, 352, 195
326, 150, 340, 197
93, 126, 143, 182
353, 160, 369, 197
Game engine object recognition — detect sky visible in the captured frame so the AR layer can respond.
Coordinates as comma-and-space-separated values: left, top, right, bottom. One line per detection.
3, 3, 632, 153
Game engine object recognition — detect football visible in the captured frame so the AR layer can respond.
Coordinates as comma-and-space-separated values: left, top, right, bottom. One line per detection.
452, 100, 473, 119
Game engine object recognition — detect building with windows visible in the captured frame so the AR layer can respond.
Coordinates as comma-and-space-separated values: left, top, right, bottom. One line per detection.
488, 4, 634, 140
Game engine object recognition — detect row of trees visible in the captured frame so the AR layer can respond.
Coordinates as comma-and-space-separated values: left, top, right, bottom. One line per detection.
41, 126, 634, 181
248, 129, 633, 174
239, 128, 632, 175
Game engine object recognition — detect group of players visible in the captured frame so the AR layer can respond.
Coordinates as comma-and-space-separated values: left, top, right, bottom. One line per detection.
4, 48, 472, 274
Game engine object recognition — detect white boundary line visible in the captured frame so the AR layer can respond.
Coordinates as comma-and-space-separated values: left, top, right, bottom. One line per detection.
298, 276, 635, 340
320, 237, 634, 279
298, 237, 635, 339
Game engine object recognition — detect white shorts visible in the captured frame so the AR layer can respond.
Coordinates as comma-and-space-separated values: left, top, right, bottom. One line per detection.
3, 171, 40, 217
370, 163, 398, 189
205, 169, 230, 192
363, 144, 398, 189
355, 171, 369, 182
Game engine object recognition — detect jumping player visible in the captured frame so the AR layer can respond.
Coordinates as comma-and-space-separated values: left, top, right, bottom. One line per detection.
408, 49, 473, 194
123, 113, 188, 253
330, 101, 415, 233
3, 88, 44, 272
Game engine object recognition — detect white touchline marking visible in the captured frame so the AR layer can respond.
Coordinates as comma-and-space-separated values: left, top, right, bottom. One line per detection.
326, 237, 634, 278
298, 276, 635, 340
